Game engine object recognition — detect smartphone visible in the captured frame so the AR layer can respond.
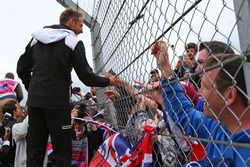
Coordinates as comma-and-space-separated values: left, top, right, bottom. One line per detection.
108, 69, 116, 75
178, 55, 183, 61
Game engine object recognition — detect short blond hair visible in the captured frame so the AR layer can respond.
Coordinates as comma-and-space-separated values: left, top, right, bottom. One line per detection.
59, 8, 83, 25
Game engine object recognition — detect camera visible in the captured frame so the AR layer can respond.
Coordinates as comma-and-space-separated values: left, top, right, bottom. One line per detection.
0, 113, 16, 138
74, 100, 91, 117
73, 101, 90, 125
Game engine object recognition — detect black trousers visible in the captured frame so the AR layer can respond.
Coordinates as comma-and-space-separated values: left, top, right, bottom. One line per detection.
27, 107, 72, 167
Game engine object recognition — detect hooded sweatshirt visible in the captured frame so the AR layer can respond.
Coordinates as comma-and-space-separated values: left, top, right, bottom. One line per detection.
161, 77, 250, 167
17, 25, 109, 109
12, 116, 48, 167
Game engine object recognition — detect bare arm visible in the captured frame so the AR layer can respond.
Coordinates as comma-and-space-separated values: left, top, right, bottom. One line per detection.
119, 79, 157, 110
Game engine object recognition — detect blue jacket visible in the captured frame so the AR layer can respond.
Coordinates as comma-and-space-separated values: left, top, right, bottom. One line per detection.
161, 77, 250, 167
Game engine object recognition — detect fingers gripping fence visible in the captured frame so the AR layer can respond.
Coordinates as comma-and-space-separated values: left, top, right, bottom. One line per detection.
58, 0, 250, 166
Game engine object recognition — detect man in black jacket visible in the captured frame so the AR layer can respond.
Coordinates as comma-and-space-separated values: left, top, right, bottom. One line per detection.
16, 8, 118, 167
0, 100, 22, 167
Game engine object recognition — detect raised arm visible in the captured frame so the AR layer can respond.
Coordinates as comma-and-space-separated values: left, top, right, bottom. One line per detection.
151, 41, 213, 137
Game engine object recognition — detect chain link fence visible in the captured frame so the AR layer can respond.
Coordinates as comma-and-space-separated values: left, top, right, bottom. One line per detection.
59, 0, 250, 166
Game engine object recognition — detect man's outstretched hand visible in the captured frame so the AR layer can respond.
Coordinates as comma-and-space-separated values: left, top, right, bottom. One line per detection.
103, 71, 120, 86
151, 41, 173, 78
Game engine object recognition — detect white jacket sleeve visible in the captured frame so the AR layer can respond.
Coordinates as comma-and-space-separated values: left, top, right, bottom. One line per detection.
12, 116, 29, 142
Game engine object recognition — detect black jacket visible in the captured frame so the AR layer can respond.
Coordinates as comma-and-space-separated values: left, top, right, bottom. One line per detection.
17, 24, 109, 109
0, 115, 16, 166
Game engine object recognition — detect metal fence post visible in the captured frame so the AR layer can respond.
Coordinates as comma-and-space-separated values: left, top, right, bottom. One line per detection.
234, 0, 250, 99
90, 21, 118, 128
56, 0, 118, 126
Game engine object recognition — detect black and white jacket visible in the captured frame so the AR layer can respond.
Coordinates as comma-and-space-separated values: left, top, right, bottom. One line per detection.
17, 24, 109, 109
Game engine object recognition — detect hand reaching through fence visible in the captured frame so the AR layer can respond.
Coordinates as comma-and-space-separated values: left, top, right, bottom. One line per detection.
151, 41, 173, 79
104, 89, 121, 101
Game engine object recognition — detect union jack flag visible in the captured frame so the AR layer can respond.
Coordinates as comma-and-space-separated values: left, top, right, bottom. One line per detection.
72, 117, 116, 141
95, 121, 116, 140
89, 125, 155, 167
